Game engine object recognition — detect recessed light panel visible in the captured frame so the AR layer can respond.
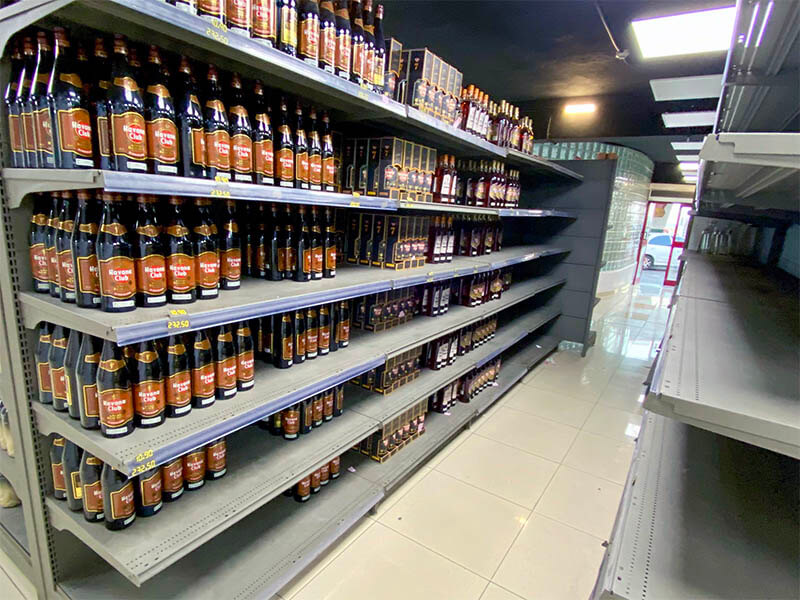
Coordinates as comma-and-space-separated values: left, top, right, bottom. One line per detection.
679, 161, 700, 171
632, 6, 736, 59
671, 141, 704, 151
676, 154, 700, 161
650, 74, 723, 101
662, 111, 716, 128
564, 103, 597, 115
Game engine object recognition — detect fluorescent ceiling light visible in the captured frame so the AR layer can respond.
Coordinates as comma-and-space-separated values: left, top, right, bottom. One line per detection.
632, 6, 736, 58
756, 1, 774, 47
671, 141, 704, 151
683, 176, 698, 183
676, 154, 700, 161
662, 111, 716, 128
564, 103, 596, 115
650, 74, 723, 101
679, 161, 699, 171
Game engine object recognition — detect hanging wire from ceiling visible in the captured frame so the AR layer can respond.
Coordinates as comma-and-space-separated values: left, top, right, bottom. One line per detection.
595, 1, 630, 63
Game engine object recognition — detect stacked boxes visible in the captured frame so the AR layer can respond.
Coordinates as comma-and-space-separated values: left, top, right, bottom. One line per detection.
428, 357, 502, 414
346, 212, 429, 270
343, 137, 436, 202
396, 48, 463, 126
352, 347, 424, 395
383, 37, 404, 99
353, 288, 419, 332
357, 398, 428, 463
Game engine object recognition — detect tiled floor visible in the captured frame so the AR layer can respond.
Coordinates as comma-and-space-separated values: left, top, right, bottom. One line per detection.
278, 283, 670, 600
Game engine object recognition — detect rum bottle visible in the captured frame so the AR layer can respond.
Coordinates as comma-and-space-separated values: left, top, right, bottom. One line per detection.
164, 335, 192, 417
102, 463, 135, 530
50, 436, 66, 500
49, 325, 69, 412
108, 35, 147, 172
266, 203, 283, 281
276, 96, 295, 187
308, 108, 322, 191
30, 31, 55, 168
97, 192, 136, 312
164, 196, 196, 303
142, 46, 178, 175
310, 206, 323, 279
160, 457, 184, 501
334, 0, 351, 79
251, 0, 278, 47
226, 0, 250, 31
319, 0, 337, 73
294, 101, 309, 190
322, 206, 336, 277
204, 65, 231, 179
278, 0, 299, 56
182, 449, 206, 490
251, 80, 275, 185
372, 4, 386, 91
72, 190, 101, 308
174, 56, 206, 178
281, 204, 295, 278
349, 0, 365, 85
131, 340, 166, 428
76, 334, 102, 429
29, 195, 50, 293
5, 39, 24, 168
235, 322, 255, 390
197, 0, 223, 21
97, 339, 135, 438
299, 0, 321, 66
228, 72, 254, 183
134, 466, 162, 517
192, 198, 220, 299
79, 452, 104, 522
293, 308, 307, 364
293, 205, 311, 282
45, 193, 61, 298
282, 403, 300, 440
56, 191, 76, 303
362, 0, 375, 90
62, 439, 83, 511
189, 329, 216, 408
36, 323, 53, 404
321, 111, 336, 191
205, 438, 227, 479
275, 311, 294, 369
132, 195, 167, 307
219, 199, 242, 290
64, 328, 82, 420
213, 324, 238, 399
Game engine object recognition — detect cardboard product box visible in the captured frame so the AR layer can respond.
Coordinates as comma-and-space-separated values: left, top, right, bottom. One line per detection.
366, 138, 382, 196
377, 137, 404, 199
446, 67, 459, 124
384, 37, 404, 99
403, 48, 434, 112
425, 146, 437, 202
361, 292, 377, 331
401, 140, 414, 197
437, 62, 450, 121
411, 143, 423, 194
358, 212, 374, 265
354, 139, 370, 195
342, 138, 357, 192
331, 131, 344, 192
429, 54, 441, 116
346, 212, 361, 264
352, 293, 368, 329
371, 214, 387, 268
383, 214, 401, 269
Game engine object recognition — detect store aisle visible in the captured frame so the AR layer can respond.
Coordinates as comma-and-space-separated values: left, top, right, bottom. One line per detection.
278, 284, 670, 600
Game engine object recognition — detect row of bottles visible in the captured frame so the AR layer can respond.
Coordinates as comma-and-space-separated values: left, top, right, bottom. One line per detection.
427, 356, 501, 413
453, 215, 503, 257
6, 29, 342, 190
426, 316, 497, 371
50, 435, 226, 530
456, 269, 504, 307
29, 191, 340, 312
286, 455, 341, 503
166, 0, 388, 95
35, 322, 255, 438
257, 385, 344, 440
454, 85, 534, 154
435, 158, 520, 208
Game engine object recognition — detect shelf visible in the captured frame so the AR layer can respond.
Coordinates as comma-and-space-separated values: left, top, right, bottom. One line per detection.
19, 245, 568, 344
505, 149, 584, 182
57, 465, 384, 599
403, 108, 506, 158
646, 254, 799, 458
593, 413, 799, 600
47, 413, 378, 586
496, 207, 575, 218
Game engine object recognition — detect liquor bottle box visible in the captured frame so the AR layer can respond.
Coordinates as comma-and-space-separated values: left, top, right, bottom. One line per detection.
384, 37, 403, 99
358, 397, 427, 462
401, 48, 435, 112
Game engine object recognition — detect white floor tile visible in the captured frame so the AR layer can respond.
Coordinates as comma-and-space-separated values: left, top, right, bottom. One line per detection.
582, 404, 643, 443
480, 583, 525, 600
436, 434, 558, 509
564, 431, 635, 485
379, 470, 528, 578
504, 384, 594, 428
523, 367, 609, 402
426, 429, 472, 469
474, 406, 579, 462
371, 466, 432, 519
535, 466, 623, 540
291, 522, 487, 600
597, 384, 645, 415
493, 514, 605, 600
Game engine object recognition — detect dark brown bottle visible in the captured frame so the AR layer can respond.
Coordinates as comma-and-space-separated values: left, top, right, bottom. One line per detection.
320, 207, 336, 278
197, 0, 223, 21
251, 0, 278, 47
308, 109, 323, 191
321, 112, 336, 192
36, 323, 53, 404
50, 436, 67, 500
18, 34, 38, 168
134, 466, 162, 517
174, 56, 207, 178
62, 438, 83, 511
294, 205, 311, 282
193, 198, 220, 299
182, 449, 206, 490
219, 199, 242, 290
266, 203, 282, 281
108, 35, 147, 172
362, 0, 375, 90
132, 195, 167, 307
294, 102, 309, 190
5, 39, 25, 168
49, 325, 69, 412
294, 474, 311, 501
213, 324, 238, 400
328, 301, 338, 353
334, 383, 344, 416
310, 207, 323, 279
189, 329, 216, 408
300, 396, 313, 434
56, 190, 77, 303
251, 81, 275, 186
318, 304, 331, 355
279, 204, 294, 279
131, 340, 166, 428
71, 190, 101, 308
50, 27, 94, 169
299, 0, 321, 65
76, 334, 101, 429
97, 340, 135, 437
275, 311, 294, 369
64, 328, 82, 419
256, 315, 272, 362
235, 322, 255, 391
278, 0, 299, 56
101, 463, 135, 530
310, 468, 321, 493
88, 37, 113, 170
164, 196, 196, 303
319, 0, 337, 72
97, 193, 136, 312
79, 452, 104, 522
276, 97, 294, 188
349, 0, 365, 85
336, 300, 350, 348
251, 203, 267, 279
143, 45, 178, 175
334, 0, 352, 79
293, 308, 307, 364
164, 335, 192, 417
239, 202, 254, 277
319, 461, 330, 486
373, 4, 386, 92
228, 73, 254, 183
282, 403, 300, 440
330, 455, 340, 478
311, 394, 323, 427
31, 30, 55, 168
226, 0, 250, 31
160, 457, 184, 501
29, 195, 50, 293
204, 65, 231, 180
322, 388, 334, 421
306, 307, 319, 359
205, 438, 227, 479
45, 193, 61, 297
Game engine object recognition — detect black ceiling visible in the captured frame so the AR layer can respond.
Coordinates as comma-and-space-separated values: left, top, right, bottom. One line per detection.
381, 0, 732, 180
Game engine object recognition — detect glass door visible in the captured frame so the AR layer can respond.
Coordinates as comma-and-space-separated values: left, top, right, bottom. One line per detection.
663, 205, 692, 286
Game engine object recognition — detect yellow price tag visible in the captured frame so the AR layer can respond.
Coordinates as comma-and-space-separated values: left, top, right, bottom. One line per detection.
169, 309, 187, 317
349, 200, 360, 207
131, 460, 157, 476
135, 449, 154, 463
211, 19, 228, 32
205, 27, 229, 45
211, 188, 232, 197
168, 319, 190, 330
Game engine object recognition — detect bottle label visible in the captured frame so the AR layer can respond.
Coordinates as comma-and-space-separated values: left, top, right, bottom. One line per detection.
338, 320, 349, 342
321, 25, 336, 66
300, 16, 320, 59
30, 243, 49, 284
319, 325, 330, 349
282, 335, 293, 361
198, 0, 222, 15
330, 455, 340, 476
323, 155, 335, 186
82, 383, 99, 417
8, 114, 22, 153
139, 470, 162, 506
352, 41, 364, 77
227, 0, 249, 27
97, 116, 111, 158
191, 127, 206, 167
57, 108, 93, 157
306, 328, 318, 352
254, 137, 274, 176
206, 440, 226, 471
167, 252, 195, 292
76, 255, 100, 295
22, 110, 36, 152
323, 394, 334, 416
296, 477, 310, 497
216, 356, 237, 390
183, 452, 205, 482
365, 47, 375, 84
83, 480, 103, 513
281, 5, 298, 48
109, 480, 135, 520
296, 151, 309, 183
277, 147, 294, 181
231, 133, 252, 173
237, 349, 254, 381
195, 250, 219, 289
283, 410, 299, 434
192, 363, 215, 398
52, 462, 66, 491
325, 245, 336, 271
34, 108, 54, 154
206, 129, 231, 171
111, 111, 147, 160
336, 31, 351, 73
277, 247, 287, 273
146, 117, 179, 163
252, 0, 277, 39
38, 361, 52, 393
309, 154, 322, 185
302, 248, 312, 274
220, 247, 241, 281
161, 459, 183, 492
166, 370, 192, 407
312, 246, 323, 273
133, 380, 165, 417
295, 328, 306, 356
99, 255, 136, 300
135, 254, 167, 295
373, 54, 385, 88
51, 366, 67, 402
99, 387, 133, 427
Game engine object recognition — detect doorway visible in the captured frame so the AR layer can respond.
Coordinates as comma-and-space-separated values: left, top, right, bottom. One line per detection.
633, 202, 692, 287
